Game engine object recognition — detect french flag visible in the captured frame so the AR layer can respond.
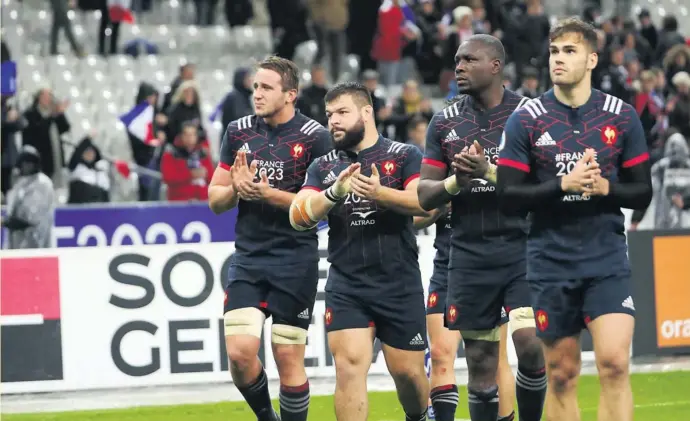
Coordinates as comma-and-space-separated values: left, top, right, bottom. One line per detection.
120, 101, 159, 146
107, 0, 135, 24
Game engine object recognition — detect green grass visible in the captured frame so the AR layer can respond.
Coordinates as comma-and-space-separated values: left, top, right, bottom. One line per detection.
5, 371, 690, 421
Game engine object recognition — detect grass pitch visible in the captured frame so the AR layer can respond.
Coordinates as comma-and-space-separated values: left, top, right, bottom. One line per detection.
5, 371, 690, 421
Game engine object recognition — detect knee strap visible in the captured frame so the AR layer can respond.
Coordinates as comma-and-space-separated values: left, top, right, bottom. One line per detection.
224, 307, 266, 338
272, 324, 308, 345
509, 307, 536, 331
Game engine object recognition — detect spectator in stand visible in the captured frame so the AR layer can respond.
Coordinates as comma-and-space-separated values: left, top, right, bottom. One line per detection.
130, 82, 166, 201
98, 0, 121, 55
1, 98, 24, 199
162, 63, 196, 114
371, 0, 418, 86
361, 69, 392, 128
307, 0, 349, 83
636, 70, 666, 155
506, 0, 550, 86
386, 79, 434, 143
160, 122, 213, 202
668, 71, 690, 140
655, 15, 686, 64
67, 135, 110, 204
662, 44, 690, 93
406, 114, 428, 151
166, 80, 205, 144
598, 45, 634, 104
296, 65, 329, 126
637, 9, 658, 51
515, 66, 540, 99
49, 0, 85, 56
221, 67, 254, 130
414, 0, 443, 85
2, 145, 55, 249
21, 88, 70, 183
440, 6, 473, 94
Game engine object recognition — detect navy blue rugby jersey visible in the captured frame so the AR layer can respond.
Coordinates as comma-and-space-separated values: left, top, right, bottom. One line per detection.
423, 90, 530, 270
430, 209, 452, 285
219, 112, 332, 265
498, 89, 650, 280
302, 136, 423, 296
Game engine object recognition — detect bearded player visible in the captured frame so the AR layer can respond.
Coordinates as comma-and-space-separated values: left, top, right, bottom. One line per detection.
290, 82, 430, 421
497, 18, 652, 421
209, 56, 332, 421
418, 34, 546, 421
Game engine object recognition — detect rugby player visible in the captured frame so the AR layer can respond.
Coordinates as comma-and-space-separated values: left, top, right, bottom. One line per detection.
497, 17, 652, 421
417, 34, 546, 421
290, 82, 430, 421
209, 56, 332, 421
414, 209, 517, 421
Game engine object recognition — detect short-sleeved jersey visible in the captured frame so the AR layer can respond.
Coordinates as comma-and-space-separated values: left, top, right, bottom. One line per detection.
430, 209, 452, 284
498, 89, 650, 280
423, 90, 530, 270
219, 112, 332, 266
302, 136, 423, 296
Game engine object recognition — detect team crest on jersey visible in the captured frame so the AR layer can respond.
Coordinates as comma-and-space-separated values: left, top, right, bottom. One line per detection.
428, 292, 438, 308
382, 160, 397, 176
291, 143, 305, 159
325, 308, 333, 326
601, 125, 618, 145
447, 305, 458, 323
536, 309, 549, 332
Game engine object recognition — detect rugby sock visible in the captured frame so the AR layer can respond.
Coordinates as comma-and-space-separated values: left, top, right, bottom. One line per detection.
468, 385, 499, 421
430, 384, 459, 421
237, 368, 274, 420
497, 411, 515, 421
279, 381, 310, 421
516, 366, 547, 421
404, 410, 427, 421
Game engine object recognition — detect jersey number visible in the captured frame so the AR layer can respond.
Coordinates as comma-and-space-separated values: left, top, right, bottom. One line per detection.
255, 167, 284, 181
344, 193, 370, 204
556, 161, 577, 176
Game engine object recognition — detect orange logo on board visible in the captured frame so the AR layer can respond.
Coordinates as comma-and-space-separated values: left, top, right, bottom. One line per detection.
382, 160, 397, 176
291, 143, 305, 159
601, 125, 618, 145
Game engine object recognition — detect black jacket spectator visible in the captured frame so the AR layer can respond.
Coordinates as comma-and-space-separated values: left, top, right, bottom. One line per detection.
221, 67, 253, 130
67, 136, 110, 204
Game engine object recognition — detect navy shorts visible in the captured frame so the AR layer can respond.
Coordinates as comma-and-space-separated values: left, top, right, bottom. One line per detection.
224, 263, 319, 330
446, 265, 530, 332
325, 291, 427, 351
529, 272, 635, 340
426, 273, 448, 316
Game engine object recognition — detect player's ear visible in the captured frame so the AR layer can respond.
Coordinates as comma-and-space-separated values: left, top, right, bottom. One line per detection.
362, 105, 374, 122
492, 59, 502, 75
587, 51, 598, 71
286, 89, 298, 105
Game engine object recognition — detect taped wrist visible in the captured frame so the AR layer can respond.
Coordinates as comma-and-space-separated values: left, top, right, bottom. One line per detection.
444, 176, 463, 195
324, 186, 343, 203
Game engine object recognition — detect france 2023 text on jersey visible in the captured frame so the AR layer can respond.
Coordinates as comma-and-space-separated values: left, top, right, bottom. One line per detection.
498, 89, 650, 280
423, 90, 530, 270
219, 113, 332, 266
301, 137, 423, 296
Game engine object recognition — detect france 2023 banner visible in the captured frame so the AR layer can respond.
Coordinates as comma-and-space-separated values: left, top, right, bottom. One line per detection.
1, 203, 238, 249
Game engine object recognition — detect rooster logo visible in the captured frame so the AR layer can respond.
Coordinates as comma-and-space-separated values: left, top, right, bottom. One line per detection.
291, 143, 305, 159
536, 310, 548, 332
601, 125, 618, 145
428, 292, 438, 308
448, 305, 458, 323
382, 160, 397, 176
325, 308, 333, 326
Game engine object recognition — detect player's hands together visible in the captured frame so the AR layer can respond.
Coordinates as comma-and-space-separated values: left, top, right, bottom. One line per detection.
237, 160, 271, 201
331, 163, 361, 198
452, 141, 489, 179
232, 151, 260, 200
350, 164, 382, 200
560, 148, 601, 194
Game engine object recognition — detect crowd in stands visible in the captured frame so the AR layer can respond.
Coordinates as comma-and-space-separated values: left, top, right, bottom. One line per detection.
2, 0, 690, 246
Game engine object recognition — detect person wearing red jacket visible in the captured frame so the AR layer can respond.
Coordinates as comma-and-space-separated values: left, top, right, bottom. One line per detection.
160, 122, 213, 201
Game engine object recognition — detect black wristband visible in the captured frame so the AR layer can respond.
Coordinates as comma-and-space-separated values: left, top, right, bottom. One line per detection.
324, 187, 340, 203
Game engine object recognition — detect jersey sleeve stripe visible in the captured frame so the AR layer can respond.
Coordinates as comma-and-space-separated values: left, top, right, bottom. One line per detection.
516, 97, 530, 109
218, 162, 231, 170
497, 158, 530, 172
302, 186, 322, 192
403, 173, 420, 188
422, 158, 447, 169
622, 152, 650, 168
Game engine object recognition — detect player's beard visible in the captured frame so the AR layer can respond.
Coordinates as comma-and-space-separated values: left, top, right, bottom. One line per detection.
332, 118, 365, 151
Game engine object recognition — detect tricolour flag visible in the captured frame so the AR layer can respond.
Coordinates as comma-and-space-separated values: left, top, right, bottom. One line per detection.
119, 101, 158, 146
